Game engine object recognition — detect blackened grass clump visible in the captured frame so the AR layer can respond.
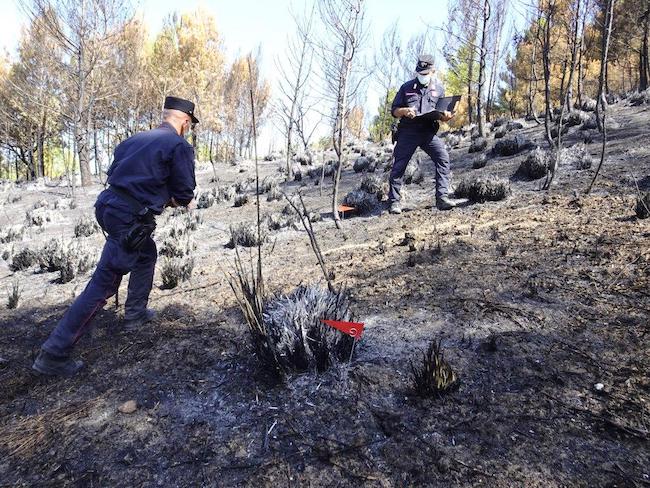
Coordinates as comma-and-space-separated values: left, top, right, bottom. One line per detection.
74, 215, 100, 238
343, 189, 377, 215
227, 222, 266, 248
410, 339, 459, 398
10, 248, 38, 271
455, 175, 511, 203
261, 285, 355, 373
161, 257, 195, 289
636, 191, 650, 219
7, 280, 21, 309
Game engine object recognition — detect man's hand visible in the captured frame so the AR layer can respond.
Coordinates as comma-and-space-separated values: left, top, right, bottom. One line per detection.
396, 107, 417, 119
186, 198, 197, 210
440, 111, 455, 122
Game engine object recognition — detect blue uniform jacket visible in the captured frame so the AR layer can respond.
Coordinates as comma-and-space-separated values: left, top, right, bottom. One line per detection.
103, 122, 196, 215
391, 78, 445, 129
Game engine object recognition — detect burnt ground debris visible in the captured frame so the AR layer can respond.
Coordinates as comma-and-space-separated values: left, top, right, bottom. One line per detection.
0, 102, 649, 486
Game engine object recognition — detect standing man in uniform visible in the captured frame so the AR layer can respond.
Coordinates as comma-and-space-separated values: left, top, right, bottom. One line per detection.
32, 96, 199, 377
389, 55, 459, 214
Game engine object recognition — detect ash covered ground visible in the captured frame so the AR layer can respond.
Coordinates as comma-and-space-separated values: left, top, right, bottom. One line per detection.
0, 101, 649, 487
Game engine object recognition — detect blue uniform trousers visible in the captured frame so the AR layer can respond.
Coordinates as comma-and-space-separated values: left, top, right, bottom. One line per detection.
389, 127, 450, 203
41, 201, 157, 357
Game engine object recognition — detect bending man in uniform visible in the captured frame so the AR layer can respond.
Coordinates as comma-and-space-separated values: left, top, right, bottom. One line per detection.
389, 54, 460, 214
33, 96, 199, 377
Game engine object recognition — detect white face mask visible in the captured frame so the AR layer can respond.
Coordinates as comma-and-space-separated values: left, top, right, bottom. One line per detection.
417, 73, 431, 85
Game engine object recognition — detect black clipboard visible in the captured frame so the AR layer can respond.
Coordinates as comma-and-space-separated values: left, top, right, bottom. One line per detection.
435, 95, 461, 112
416, 95, 462, 120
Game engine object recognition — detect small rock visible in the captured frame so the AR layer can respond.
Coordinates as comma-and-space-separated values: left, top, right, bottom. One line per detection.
594, 383, 605, 392
118, 400, 138, 414
437, 456, 452, 474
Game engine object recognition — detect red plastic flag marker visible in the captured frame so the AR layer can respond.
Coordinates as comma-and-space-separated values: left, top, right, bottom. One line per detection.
321, 319, 365, 340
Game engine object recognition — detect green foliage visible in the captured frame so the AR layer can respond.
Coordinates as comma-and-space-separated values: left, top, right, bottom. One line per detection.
369, 89, 397, 143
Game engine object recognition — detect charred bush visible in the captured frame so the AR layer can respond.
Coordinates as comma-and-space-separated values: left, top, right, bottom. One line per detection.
11, 248, 38, 271
468, 137, 488, 153
566, 110, 590, 127
472, 154, 488, 169
353, 156, 370, 173
343, 189, 378, 215
446, 133, 462, 148
493, 125, 507, 139
517, 147, 549, 179
455, 175, 511, 203
36, 239, 96, 282
159, 234, 195, 258
410, 339, 458, 397
559, 144, 593, 170
581, 116, 598, 130
226, 222, 266, 248
25, 208, 58, 227
492, 135, 533, 157
234, 194, 249, 207
161, 257, 195, 289
74, 215, 100, 238
267, 182, 283, 202
360, 174, 385, 200
581, 97, 597, 111
629, 89, 650, 106
506, 121, 524, 131
7, 280, 21, 309
636, 192, 650, 219
258, 285, 356, 374
197, 189, 216, 209
0, 225, 24, 244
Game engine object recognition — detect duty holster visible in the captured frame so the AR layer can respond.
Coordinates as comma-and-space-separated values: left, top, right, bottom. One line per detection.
391, 122, 399, 144
108, 186, 156, 252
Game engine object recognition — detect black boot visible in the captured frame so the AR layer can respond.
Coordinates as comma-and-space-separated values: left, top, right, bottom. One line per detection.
32, 350, 84, 377
122, 308, 156, 332
437, 195, 467, 211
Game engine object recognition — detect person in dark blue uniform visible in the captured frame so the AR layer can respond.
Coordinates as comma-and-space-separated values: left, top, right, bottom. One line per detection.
389, 54, 460, 214
32, 96, 199, 377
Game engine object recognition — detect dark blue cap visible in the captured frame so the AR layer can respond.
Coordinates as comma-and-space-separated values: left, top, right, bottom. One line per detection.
164, 96, 199, 124
416, 54, 435, 74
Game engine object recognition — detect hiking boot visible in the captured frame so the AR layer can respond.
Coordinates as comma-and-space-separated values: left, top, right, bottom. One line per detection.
32, 350, 84, 377
436, 195, 465, 211
389, 202, 402, 214
122, 308, 156, 332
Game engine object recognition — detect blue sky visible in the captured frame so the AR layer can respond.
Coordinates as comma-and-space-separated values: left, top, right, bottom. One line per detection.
0, 0, 525, 150
1, 0, 453, 63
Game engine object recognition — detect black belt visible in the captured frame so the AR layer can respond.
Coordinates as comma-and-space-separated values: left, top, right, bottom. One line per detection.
108, 186, 149, 217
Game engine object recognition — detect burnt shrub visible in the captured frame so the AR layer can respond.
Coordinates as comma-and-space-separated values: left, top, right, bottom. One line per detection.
11, 248, 38, 271
74, 215, 100, 238
455, 175, 511, 203
516, 147, 550, 179
410, 339, 458, 397
353, 156, 370, 173
472, 154, 488, 169
161, 257, 194, 289
468, 137, 488, 153
343, 189, 378, 215
636, 192, 650, 219
226, 222, 266, 248
259, 285, 356, 374
0, 225, 24, 244
234, 194, 249, 207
